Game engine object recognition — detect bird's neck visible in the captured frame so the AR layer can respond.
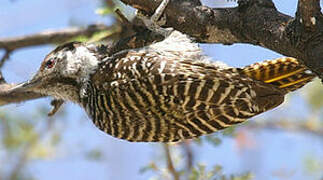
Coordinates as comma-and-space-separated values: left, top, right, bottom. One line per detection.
37, 77, 82, 103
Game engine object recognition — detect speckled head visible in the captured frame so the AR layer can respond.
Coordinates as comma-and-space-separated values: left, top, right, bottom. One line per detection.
10, 41, 99, 103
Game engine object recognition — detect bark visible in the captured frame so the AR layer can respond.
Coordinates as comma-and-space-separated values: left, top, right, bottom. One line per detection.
121, 0, 323, 79
0, 24, 110, 51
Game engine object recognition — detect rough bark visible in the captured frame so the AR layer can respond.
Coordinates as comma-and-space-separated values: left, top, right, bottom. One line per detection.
121, 0, 323, 79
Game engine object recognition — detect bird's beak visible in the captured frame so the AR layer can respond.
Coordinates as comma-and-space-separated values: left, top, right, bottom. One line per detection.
9, 78, 41, 93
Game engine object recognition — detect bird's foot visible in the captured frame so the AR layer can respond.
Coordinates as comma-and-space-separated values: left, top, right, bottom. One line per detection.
135, 0, 173, 37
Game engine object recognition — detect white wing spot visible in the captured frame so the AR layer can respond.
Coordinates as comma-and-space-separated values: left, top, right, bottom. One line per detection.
146, 62, 152, 68
130, 56, 136, 61
117, 72, 122, 78
158, 61, 167, 73
132, 62, 137, 70
111, 81, 119, 86
310, 17, 316, 25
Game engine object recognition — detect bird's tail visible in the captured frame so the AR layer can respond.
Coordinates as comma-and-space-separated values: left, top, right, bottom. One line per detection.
240, 57, 315, 93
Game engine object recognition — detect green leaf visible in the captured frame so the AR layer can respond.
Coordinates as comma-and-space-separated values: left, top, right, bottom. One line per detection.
95, 7, 114, 16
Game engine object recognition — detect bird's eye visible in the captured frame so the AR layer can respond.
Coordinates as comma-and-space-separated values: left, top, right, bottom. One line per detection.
45, 59, 55, 69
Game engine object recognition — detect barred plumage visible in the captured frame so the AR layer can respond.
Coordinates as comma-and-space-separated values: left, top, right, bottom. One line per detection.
78, 32, 314, 142
11, 31, 315, 142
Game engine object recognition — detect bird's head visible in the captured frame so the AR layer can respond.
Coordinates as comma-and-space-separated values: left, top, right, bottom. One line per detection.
10, 42, 99, 102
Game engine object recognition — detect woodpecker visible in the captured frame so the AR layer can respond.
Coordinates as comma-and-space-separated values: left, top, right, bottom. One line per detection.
10, 1, 315, 142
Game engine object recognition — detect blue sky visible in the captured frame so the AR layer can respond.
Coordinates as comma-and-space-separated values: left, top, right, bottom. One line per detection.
0, 0, 322, 180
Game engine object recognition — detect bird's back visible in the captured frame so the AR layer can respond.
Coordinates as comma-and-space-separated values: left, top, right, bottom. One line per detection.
78, 31, 315, 142
79, 48, 311, 142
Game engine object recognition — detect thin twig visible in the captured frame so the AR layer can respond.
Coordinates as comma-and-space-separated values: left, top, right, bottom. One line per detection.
181, 140, 194, 180
0, 49, 12, 68
163, 144, 180, 180
0, 24, 111, 51
0, 71, 6, 84
182, 140, 193, 171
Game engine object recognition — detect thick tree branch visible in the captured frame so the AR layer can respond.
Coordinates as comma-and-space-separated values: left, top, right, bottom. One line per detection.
120, 0, 323, 80
297, 0, 321, 29
293, 0, 323, 80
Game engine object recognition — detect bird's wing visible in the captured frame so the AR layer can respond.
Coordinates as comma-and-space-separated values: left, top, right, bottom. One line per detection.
89, 51, 284, 142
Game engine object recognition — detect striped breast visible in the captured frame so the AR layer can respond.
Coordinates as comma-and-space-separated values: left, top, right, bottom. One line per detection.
82, 50, 285, 142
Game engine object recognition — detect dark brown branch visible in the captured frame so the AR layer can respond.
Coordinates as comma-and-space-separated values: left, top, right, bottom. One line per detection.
120, 0, 323, 80
0, 24, 110, 51
293, 0, 323, 80
0, 49, 12, 68
296, 0, 321, 29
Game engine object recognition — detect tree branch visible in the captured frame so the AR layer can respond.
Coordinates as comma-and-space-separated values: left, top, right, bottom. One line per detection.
296, 0, 321, 29
120, 0, 323, 80
163, 144, 180, 180
0, 49, 12, 68
0, 24, 110, 51
0, 72, 45, 106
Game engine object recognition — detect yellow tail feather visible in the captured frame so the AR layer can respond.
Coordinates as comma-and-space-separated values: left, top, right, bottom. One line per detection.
241, 57, 315, 93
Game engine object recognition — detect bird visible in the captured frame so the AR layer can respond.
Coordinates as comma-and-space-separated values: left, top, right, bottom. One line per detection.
9, 0, 316, 142
9, 29, 315, 142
